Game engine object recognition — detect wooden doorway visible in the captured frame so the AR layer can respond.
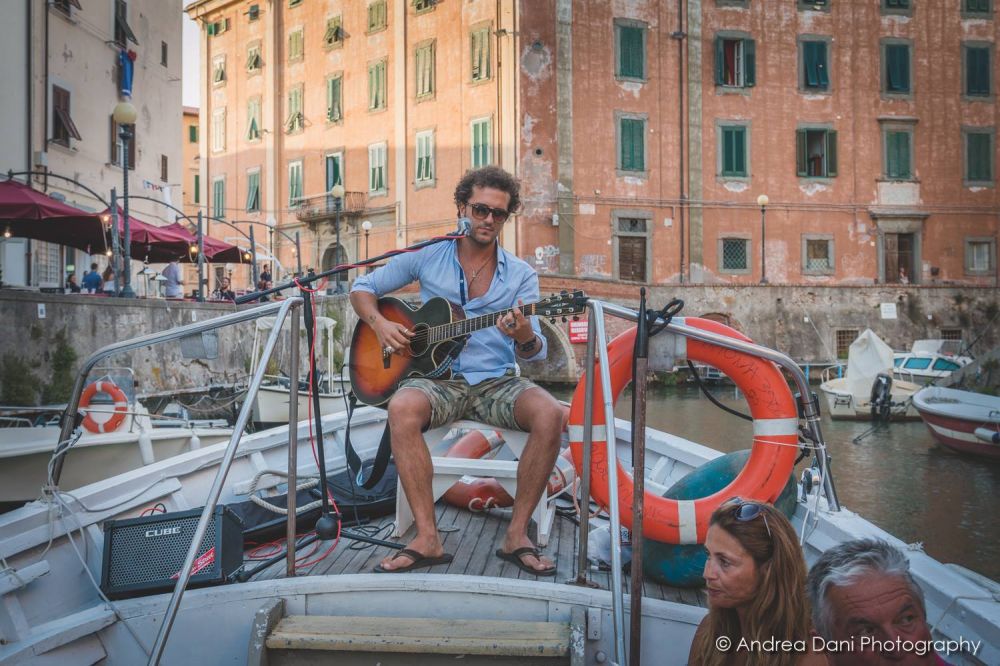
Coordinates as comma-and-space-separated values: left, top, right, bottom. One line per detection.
884, 233, 915, 284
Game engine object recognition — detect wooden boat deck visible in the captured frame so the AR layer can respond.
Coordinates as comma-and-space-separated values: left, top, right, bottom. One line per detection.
248, 499, 709, 608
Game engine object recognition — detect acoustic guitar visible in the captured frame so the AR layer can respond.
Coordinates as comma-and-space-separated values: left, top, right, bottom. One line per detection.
349, 290, 588, 406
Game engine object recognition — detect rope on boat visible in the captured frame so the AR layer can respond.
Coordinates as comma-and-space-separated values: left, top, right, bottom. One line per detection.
246, 468, 323, 515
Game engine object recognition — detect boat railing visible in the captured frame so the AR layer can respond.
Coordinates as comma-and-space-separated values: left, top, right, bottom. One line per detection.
819, 363, 845, 383
48, 297, 304, 666
574, 300, 841, 666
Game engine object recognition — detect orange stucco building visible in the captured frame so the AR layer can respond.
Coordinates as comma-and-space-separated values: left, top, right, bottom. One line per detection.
186, 0, 997, 289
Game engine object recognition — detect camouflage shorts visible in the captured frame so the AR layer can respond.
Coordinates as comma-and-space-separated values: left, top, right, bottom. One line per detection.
397, 372, 540, 431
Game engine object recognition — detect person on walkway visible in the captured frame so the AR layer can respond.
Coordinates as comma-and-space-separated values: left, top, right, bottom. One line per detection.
350, 165, 563, 576
81, 263, 102, 293
101, 265, 116, 294
162, 259, 184, 298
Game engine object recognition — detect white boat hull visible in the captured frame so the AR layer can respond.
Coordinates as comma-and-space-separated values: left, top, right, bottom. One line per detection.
818, 376, 922, 420
252, 384, 350, 426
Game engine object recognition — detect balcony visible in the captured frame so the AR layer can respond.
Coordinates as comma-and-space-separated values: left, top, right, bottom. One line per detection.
294, 191, 368, 222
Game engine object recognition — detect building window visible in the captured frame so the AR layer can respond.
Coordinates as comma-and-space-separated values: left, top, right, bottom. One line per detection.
715, 35, 756, 88
803, 236, 834, 274
883, 127, 913, 180
720, 237, 750, 273
964, 44, 992, 97
369, 142, 388, 195
615, 20, 646, 80
618, 115, 646, 173
324, 16, 344, 49
212, 108, 226, 152
882, 0, 911, 14
800, 0, 829, 9
326, 152, 344, 192
940, 328, 963, 342
835, 329, 858, 360
288, 161, 303, 206
288, 28, 304, 61
719, 124, 748, 177
327, 75, 343, 122
109, 117, 135, 168
114, 0, 138, 46
285, 87, 304, 133
289, 0, 302, 7
965, 237, 995, 274
188, 124, 198, 143
161, 41, 168, 67
416, 129, 435, 185
193, 174, 200, 204
207, 18, 230, 36
248, 4, 260, 21
247, 97, 261, 142
212, 177, 226, 219
796, 128, 837, 178
368, 0, 387, 33
368, 59, 387, 110
52, 86, 81, 147
246, 43, 262, 73
964, 0, 992, 16
160, 155, 168, 182
616, 216, 649, 282
414, 0, 436, 12
415, 40, 436, 98
246, 170, 260, 212
471, 117, 492, 168
213, 55, 226, 85
471, 26, 491, 82
882, 42, 911, 95
53, 0, 82, 16
800, 39, 829, 92
964, 129, 994, 184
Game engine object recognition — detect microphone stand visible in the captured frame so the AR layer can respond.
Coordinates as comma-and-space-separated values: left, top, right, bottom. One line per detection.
234, 225, 468, 549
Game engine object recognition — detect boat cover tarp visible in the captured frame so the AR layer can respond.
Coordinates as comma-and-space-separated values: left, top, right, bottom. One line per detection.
846, 329, 895, 401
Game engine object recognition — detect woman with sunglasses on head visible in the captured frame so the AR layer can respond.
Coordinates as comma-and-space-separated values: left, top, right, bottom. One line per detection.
688, 498, 827, 666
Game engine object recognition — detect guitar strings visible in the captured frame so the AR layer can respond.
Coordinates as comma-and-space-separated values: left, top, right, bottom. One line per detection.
401, 303, 538, 345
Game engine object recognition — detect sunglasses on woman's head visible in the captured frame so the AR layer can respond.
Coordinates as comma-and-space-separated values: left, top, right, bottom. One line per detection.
468, 202, 511, 223
727, 497, 771, 538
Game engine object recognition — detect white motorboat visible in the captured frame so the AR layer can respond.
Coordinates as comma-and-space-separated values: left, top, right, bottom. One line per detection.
893, 339, 973, 382
819, 329, 922, 420
249, 315, 351, 427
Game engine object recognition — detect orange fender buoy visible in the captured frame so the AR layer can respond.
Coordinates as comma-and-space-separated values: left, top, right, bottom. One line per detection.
79, 380, 129, 434
567, 318, 799, 544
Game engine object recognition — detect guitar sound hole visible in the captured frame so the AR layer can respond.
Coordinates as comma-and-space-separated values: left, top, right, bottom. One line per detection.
410, 323, 429, 355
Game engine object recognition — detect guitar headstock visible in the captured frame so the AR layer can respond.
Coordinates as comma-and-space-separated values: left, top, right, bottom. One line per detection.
535, 290, 588, 318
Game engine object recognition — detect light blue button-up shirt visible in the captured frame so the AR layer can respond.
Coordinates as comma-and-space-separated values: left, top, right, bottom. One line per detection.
351, 239, 547, 385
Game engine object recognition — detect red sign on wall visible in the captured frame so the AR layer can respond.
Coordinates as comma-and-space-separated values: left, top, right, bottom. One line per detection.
568, 319, 588, 344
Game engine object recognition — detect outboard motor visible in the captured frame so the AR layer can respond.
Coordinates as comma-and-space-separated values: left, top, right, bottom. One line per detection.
870, 373, 893, 422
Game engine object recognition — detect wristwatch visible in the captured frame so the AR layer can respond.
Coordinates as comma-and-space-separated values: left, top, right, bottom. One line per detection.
517, 335, 538, 354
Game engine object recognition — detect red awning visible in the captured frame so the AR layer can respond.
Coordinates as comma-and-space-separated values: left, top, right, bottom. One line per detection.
161, 222, 245, 264
102, 207, 193, 262
0, 179, 106, 253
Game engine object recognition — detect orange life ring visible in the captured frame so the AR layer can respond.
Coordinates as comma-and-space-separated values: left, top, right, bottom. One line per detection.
80, 380, 129, 434
567, 318, 799, 544
442, 429, 577, 511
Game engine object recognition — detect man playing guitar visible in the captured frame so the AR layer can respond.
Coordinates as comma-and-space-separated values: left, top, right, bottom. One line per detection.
350, 165, 563, 576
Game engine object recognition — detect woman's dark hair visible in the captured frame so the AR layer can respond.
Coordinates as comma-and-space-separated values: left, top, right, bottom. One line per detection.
453, 165, 521, 214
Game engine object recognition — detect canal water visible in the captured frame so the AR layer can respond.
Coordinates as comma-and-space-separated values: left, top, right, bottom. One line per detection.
543, 382, 1000, 582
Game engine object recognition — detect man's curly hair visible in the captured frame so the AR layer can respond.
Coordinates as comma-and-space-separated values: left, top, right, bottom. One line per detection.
453, 165, 521, 214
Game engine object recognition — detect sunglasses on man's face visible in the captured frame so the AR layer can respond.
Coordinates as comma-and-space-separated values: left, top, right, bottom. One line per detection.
467, 202, 511, 224
727, 497, 771, 538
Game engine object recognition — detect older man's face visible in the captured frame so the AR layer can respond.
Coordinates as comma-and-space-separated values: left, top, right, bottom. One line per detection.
824, 573, 934, 666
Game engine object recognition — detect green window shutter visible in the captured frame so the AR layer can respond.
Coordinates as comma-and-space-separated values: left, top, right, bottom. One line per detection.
744, 39, 756, 87
193, 174, 200, 204
804, 42, 828, 89
722, 127, 746, 176
968, 133, 992, 181
714, 37, 724, 85
796, 130, 808, 176
886, 44, 909, 92
188, 125, 197, 142
887, 131, 911, 179
619, 26, 643, 78
826, 130, 838, 177
620, 118, 644, 171
967, 47, 991, 96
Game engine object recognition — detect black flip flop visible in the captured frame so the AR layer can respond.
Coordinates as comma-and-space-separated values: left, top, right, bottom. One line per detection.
373, 548, 454, 573
495, 547, 557, 577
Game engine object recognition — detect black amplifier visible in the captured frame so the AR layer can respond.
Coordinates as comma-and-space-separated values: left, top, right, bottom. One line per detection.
100, 506, 243, 599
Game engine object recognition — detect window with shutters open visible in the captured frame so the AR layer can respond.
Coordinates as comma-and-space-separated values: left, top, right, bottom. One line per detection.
288, 160, 303, 206
615, 20, 646, 81
213, 55, 226, 85
285, 87, 303, 133
324, 16, 344, 49
369, 142, 388, 195
617, 114, 646, 174
369, 59, 387, 110
247, 97, 261, 141
796, 128, 837, 178
246, 43, 262, 73
471, 26, 491, 82
326, 152, 344, 192
246, 169, 260, 212
327, 75, 343, 122
53, 86, 81, 147
416, 129, 435, 186
114, 0, 138, 46
715, 35, 755, 88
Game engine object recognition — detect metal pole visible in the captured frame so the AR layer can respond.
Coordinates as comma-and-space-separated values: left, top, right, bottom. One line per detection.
119, 125, 135, 298
334, 197, 342, 293
109, 188, 120, 294
760, 205, 767, 284
570, 312, 599, 588
196, 210, 205, 302
250, 224, 260, 288
295, 231, 302, 276
286, 307, 300, 576
629, 289, 649, 666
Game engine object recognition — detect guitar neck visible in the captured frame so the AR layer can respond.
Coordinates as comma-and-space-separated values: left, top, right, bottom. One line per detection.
432, 303, 536, 344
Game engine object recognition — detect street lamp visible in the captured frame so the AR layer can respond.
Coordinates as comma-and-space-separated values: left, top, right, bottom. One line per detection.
756, 193, 769, 284
330, 183, 345, 293
113, 100, 137, 298
361, 220, 372, 261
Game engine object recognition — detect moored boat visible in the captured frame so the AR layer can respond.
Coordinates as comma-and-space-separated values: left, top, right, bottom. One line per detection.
893, 339, 973, 382
913, 386, 1000, 460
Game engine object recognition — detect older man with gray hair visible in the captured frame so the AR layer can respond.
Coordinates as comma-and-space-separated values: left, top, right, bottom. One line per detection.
807, 538, 950, 666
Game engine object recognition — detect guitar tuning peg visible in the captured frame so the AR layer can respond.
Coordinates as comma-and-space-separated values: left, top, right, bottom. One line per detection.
548, 317, 556, 323
572, 315, 580, 321
561, 316, 568, 323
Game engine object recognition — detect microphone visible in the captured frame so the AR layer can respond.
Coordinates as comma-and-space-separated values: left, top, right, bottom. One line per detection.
451, 217, 472, 237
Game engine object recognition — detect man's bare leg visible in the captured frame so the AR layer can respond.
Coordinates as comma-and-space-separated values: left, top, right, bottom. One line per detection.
500, 388, 565, 572
378, 388, 444, 571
